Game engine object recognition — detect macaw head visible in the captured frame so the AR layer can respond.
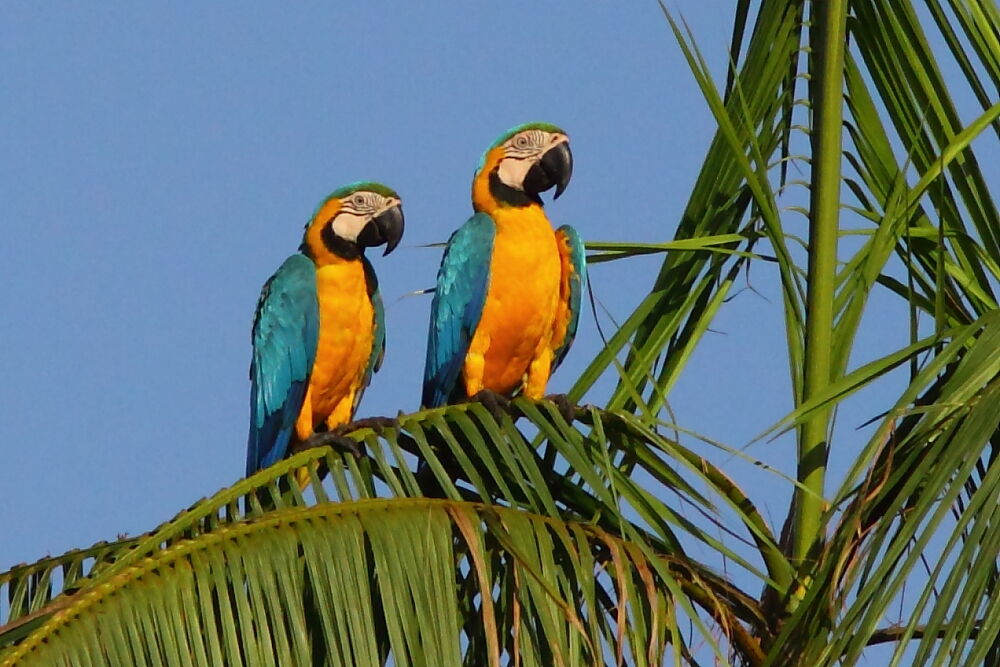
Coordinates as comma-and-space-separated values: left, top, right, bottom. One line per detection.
472, 122, 573, 212
301, 182, 404, 262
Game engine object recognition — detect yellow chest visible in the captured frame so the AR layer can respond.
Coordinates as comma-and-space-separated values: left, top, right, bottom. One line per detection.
306, 260, 374, 429
469, 206, 561, 395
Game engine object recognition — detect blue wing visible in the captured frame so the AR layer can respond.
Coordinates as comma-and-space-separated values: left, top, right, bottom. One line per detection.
246, 254, 319, 476
422, 213, 496, 408
354, 256, 386, 412
552, 224, 587, 371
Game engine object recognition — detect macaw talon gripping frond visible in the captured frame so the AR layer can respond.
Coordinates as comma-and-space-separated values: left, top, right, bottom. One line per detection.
297, 431, 364, 459
543, 392, 578, 424
332, 415, 399, 438
469, 388, 512, 423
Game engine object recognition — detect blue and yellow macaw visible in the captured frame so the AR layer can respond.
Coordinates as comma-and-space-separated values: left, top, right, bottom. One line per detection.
247, 183, 404, 478
422, 123, 586, 408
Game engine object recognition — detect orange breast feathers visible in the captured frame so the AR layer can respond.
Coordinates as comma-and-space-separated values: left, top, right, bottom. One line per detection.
294, 258, 374, 440
464, 205, 562, 399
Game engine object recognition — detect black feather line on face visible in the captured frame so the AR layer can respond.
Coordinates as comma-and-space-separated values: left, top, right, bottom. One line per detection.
489, 169, 542, 207
319, 221, 362, 260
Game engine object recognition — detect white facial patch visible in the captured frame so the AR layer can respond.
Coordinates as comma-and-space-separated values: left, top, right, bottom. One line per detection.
497, 156, 534, 191
331, 210, 369, 242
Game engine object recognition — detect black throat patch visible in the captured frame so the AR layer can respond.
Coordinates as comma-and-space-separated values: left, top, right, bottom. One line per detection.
489, 169, 542, 207
307, 222, 362, 261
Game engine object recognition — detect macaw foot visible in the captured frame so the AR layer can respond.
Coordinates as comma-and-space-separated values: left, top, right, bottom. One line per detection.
333, 416, 398, 438
543, 393, 577, 424
469, 389, 511, 422
300, 431, 363, 459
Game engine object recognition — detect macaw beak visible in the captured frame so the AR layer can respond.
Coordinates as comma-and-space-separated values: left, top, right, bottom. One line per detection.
522, 140, 573, 200
357, 204, 405, 255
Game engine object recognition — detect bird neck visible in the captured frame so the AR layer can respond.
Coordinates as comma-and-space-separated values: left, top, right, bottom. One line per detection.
301, 236, 362, 266
301, 225, 362, 266
300, 198, 363, 266
472, 147, 543, 215
488, 200, 553, 237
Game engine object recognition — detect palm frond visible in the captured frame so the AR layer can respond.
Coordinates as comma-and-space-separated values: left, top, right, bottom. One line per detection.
764, 311, 1000, 664
3, 401, 783, 664
3, 499, 766, 667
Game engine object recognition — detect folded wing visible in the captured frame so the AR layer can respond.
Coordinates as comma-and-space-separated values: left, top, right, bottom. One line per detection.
246, 254, 319, 475
552, 224, 587, 372
422, 213, 496, 408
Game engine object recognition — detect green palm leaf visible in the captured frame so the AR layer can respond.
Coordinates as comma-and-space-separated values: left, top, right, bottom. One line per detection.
2, 401, 777, 663
3, 499, 762, 666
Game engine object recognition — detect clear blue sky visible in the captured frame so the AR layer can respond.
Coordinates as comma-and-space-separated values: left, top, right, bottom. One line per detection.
3, 4, 966, 659
1, 1, 751, 564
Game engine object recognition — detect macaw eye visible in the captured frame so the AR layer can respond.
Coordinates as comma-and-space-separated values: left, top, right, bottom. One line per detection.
352, 194, 366, 207
513, 134, 530, 149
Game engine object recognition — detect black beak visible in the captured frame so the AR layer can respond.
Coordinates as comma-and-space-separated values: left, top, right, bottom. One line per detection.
522, 141, 573, 200
357, 204, 405, 255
